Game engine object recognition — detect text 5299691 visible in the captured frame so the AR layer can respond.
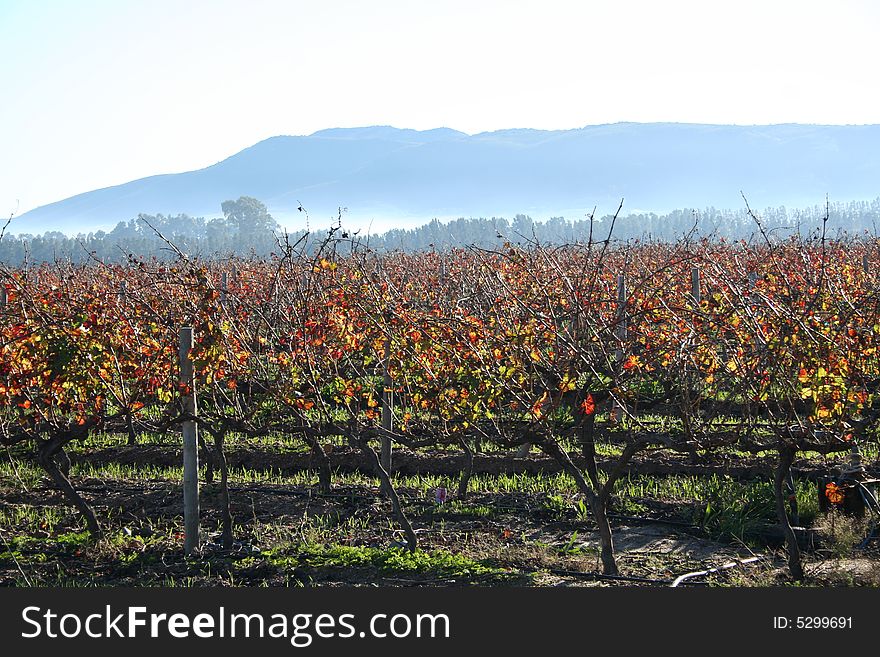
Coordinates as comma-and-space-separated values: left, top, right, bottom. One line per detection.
773, 617, 852, 630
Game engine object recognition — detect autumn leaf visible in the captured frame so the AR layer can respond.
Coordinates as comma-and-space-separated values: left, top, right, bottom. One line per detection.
558, 373, 576, 392
825, 482, 845, 505
581, 393, 596, 416
530, 391, 549, 418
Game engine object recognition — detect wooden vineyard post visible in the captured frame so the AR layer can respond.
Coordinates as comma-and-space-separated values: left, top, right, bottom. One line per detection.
381, 305, 393, 471
0, 284, 6, 308
179, 327, 200, 556
118, 280, 127, 302
230, 266, 239, 301
220, 272, 228, 305
381, 363, 393, 470
690, 266, 701, 306
613, 273, 627, 423
863, 254, 870, 275
616, 273, 627, 338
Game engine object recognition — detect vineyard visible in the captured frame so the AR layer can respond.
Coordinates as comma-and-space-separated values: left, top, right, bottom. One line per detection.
1, 225, 879, 587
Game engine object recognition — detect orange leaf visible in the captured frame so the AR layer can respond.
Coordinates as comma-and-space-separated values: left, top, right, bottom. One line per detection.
581, 393, 595, 416
825, 482, 845, 505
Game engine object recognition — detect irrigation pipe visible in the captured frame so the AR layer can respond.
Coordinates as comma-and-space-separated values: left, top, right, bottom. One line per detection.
609, 513, 695, 528
670, 556, 762, 587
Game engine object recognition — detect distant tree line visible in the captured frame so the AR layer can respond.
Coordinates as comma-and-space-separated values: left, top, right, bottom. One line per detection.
3, 196, 880, 264
0, 197, 284, 265
373, 198, 880, 251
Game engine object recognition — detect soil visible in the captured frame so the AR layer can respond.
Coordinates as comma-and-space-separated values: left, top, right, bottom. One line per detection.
2, 445, 878, 587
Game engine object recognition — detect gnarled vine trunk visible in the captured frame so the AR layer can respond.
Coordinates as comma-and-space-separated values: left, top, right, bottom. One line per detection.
38, 436, 101, 538
302, 433, 332, 494
539, 436, 618, 575
213, 430, 233, 549
591, 492, 618, 576
774, 443, 804, 580
457, 436, 474, 499
356, 437, 417, 551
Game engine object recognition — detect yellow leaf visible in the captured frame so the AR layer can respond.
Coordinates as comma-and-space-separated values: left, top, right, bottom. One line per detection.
558, 373, 576, 392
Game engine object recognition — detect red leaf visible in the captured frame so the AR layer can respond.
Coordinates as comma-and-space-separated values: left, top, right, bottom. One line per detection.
581, 394, 595, 416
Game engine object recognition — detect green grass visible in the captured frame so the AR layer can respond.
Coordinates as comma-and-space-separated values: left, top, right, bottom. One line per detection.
0, 502, 65, 533
70, 429, 328, 453
616, 472, 819, 543
0, 438, 829, 570
0, 456, 44, 489
427, 500, 495, 518
467, 471, 577, 495
243, 543, 517, 582
70, 460, 320, 486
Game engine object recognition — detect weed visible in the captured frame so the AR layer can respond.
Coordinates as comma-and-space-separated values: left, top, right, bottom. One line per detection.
428, 501, 494, 518
540, 493, 572, 519
244, 543, 515, 582
815, 511, 872, 558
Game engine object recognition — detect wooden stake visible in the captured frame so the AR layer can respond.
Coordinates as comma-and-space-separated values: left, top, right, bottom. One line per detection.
613, 273, 627, 422
380, 298, 394, 470
690, 266, 700, 306
179, 327, 200, 556
381, 357, 393, 471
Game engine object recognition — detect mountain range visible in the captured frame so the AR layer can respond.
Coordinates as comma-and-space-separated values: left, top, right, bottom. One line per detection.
12, 122, 880, 236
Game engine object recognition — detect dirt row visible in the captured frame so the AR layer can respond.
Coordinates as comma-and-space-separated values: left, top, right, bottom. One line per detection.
64, 443, 874, 481
5, 444, 878, 587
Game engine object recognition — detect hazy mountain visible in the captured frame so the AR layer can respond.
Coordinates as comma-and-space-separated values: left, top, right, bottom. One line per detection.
11, 123, 880, 235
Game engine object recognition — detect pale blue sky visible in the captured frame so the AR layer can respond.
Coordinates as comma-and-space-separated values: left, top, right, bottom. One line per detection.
2, 0, 879, 220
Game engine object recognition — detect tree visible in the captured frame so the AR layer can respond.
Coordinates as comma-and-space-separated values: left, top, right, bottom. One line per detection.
220, 196, 278, 236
